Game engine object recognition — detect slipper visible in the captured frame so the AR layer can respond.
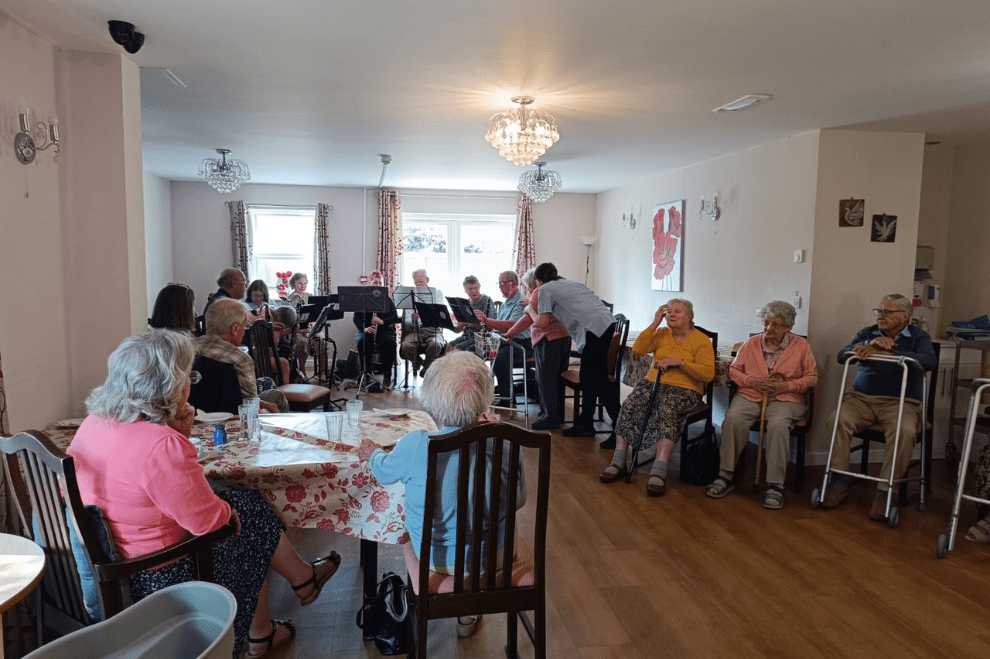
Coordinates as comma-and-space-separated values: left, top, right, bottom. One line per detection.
964, 519, 990, 544
706, 477, 734, 499
246, 618, 295, 659
647, 474, 666, 497
292, 551, 341, 606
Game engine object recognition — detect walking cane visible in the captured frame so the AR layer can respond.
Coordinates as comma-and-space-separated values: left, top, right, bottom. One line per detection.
753, 394, 768, 493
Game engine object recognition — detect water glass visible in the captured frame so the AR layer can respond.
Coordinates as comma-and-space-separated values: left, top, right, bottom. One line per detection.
346, 400, 363, 426
245, 397, 261, 416
325, 412, 344, 440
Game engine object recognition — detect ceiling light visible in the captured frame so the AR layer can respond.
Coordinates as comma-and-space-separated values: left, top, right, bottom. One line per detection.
485, 96, 560, 166
199, 149, 251, 193
712, 94, 771, 113
518, 162, 562, 203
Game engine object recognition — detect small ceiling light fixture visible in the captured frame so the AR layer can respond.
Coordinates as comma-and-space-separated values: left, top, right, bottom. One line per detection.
518, 162, 562, 203
700, 194, 720, 221
712, 94, 771, 113
14, 109, 60, 164
485, 96, 560, 166
199, 149, 251, 193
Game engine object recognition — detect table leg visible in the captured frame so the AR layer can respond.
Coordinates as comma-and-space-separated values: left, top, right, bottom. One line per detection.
360, 538, 378, 600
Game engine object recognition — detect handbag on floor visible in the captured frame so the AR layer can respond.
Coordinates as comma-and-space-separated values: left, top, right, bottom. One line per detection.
356, 571, 409, 655
681, 430, 719, 485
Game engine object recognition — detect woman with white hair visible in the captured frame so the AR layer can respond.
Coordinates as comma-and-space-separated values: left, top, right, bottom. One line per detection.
706, 300, 817, 509
69, 330, 340, 658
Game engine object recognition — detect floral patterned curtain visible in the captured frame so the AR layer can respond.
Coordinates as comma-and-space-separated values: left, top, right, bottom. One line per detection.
513, 194, 536, 276
228, 201, 252, 280
314, 203, 332, 294
376, 191, 403, 289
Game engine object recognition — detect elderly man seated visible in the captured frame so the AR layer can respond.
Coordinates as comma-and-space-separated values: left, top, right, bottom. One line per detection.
474, 270, 532, 407
821, 293, 937, 521
400, 269, 445, 376
204, 267, 246, 312
193, 299, 289, 413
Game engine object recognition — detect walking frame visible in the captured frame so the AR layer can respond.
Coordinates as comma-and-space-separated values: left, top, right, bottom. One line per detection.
811, 352, 929, 528
937, 378, 990, 558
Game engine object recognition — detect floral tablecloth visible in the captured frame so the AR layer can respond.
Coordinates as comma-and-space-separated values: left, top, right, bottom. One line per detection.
46, 410, 436, 545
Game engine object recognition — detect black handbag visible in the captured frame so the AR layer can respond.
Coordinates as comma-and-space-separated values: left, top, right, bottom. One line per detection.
356, 572, 410, 655
681, 430, 719, 485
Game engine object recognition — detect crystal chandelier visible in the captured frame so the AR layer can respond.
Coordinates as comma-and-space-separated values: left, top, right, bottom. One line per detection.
518, 162, 562, 203
199, 149, 251, 193
485, 96, 560, 166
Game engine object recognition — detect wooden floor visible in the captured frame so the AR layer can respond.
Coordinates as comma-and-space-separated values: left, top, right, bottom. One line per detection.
264, 382, 990, 659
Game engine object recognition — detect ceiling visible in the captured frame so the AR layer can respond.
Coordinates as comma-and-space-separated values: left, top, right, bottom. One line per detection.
4, 0, 990, 194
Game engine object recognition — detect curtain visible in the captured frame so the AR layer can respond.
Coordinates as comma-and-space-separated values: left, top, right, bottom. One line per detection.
513, 194, 536, 276
229, 200, 252, 279
376, 191, 403, 289
1, 348, 8, 533
314, 203, 332, 294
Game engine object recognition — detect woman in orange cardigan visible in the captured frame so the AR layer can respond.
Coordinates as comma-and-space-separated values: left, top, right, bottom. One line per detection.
599, 299, 714, 497
706, 300, 817, 509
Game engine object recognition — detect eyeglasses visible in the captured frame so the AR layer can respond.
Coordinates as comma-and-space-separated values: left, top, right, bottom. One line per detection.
189, 371, 202, 385
873, 308, 907, 317
498, 279, 513, 286
763, 320, 787, 330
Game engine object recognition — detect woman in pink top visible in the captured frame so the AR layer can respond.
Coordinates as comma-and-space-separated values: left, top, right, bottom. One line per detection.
70, 330, 340, 658
504, 268, 571, 430
705, 301, 817, 510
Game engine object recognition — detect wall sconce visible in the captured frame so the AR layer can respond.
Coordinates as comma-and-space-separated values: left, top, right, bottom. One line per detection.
581, 236, 597, 286
700, 194, 720, 221
14, 109, 60, 164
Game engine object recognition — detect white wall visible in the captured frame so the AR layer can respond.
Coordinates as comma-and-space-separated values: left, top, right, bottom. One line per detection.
915, 144, 955, 335
144, 173, 174, 310
0, 11, 72, 429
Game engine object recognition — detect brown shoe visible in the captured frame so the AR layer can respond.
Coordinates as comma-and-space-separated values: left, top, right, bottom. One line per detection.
821, 487, 848, 509
647, 475, 666, 497
599, 465, 628, 484
869, 496, 889, 522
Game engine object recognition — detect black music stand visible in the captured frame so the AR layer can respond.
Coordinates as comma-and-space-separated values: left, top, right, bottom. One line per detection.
339, 286, 391, 395
414, 302, 455, 332
447, 296, 481, 328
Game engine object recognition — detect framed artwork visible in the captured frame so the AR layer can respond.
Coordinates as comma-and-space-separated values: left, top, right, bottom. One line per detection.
651, 199, 684, 292
871, 214, 897, 242
839, 198, 865, 227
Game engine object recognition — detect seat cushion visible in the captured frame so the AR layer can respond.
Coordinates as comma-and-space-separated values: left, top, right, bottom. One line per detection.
278, 383, 331, 403
403, 539, 535, 596
560, 367, 581, 385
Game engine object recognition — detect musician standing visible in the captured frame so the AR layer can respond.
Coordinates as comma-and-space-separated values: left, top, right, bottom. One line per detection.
353, 271, 401, 392
399, 269, 445, 376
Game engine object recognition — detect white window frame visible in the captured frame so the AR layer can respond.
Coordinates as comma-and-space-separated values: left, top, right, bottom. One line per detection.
247, 205, 316, 296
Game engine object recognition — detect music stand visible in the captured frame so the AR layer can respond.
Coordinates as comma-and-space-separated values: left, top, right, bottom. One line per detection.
339, 286, 391, 395
447, 296, 481, 327
414, 302, 455, 332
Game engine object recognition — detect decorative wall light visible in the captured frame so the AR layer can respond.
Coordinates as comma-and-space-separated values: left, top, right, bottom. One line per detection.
199, 148, 251, 193
517, 162, 562, 203
485, 96, 559, 166
14, 110, 60, 164
700, 195, 720, 221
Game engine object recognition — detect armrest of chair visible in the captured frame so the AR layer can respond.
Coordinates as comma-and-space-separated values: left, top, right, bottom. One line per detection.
93, 520, 235, 583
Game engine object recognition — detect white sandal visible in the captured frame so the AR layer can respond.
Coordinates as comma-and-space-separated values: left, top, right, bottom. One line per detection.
457, 615, 481, 637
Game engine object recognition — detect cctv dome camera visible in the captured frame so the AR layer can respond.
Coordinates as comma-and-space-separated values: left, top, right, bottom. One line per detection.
108, 20, 145, 54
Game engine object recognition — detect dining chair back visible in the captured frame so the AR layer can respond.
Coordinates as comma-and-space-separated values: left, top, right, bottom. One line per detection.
244, 320, 334, 411
559, 314, 630, 429
0, 430, 233, 640
188, 355, 243, 415
404, 421, 550, 659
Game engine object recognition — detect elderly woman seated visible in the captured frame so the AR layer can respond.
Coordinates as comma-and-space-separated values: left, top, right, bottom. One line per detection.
706, 300, 817, 509
149, 283, 197, 334
445, 275, 495, 354
599, 299, 715, 497
68, 330, 340, 658
363, 351, 525, 637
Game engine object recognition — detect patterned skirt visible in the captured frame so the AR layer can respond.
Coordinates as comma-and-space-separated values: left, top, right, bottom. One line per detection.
615, 379, 702, 451
128, 488, 283, 658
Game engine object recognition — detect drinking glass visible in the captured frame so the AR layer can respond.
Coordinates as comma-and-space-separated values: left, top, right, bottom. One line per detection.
346, 400, 363, 426
325, 412, 344, 440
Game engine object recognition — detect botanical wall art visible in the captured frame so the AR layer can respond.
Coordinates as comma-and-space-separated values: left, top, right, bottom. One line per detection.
651, 199, 684, 292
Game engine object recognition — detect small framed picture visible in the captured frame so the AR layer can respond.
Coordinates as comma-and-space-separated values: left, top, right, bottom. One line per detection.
839, 198, 865, 227
871, 214, 897, 243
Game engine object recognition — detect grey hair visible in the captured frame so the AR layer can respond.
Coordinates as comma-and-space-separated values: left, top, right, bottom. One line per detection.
882, 293, 913, 315
289, 272, 308, 287
271, 305, 298, 328
520, 268, 537, 290
217, 268, 244, 288
205, 298, 248, 335
667, 298, 695, 328
419, 351, 494, 428
499, 270, 519, 284
757, 301, 796, 328
85, 330, 194, 424
463, 275, 480, 288
412, 268, 428, 280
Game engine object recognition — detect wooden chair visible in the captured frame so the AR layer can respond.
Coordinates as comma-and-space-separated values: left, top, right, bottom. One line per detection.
404, 422, 550, 659
627, 326, 717, 481
245, 320, 335, 412
0, 430, 232, 638
559, 314, 631, 429
188, 355, 243, 415
850, 341, 940, 503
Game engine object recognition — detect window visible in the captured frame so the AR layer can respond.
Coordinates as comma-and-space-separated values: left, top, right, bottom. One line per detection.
401, 213, 515, 296
249, 206, 315, 295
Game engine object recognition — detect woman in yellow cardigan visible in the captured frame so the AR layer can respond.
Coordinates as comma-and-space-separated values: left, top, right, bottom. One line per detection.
599, 299, 714, 496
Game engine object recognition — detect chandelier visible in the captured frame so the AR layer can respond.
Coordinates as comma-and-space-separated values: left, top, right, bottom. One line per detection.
199, 149, 251, 193
518, 162, 562, 203
485, 96, 559, 166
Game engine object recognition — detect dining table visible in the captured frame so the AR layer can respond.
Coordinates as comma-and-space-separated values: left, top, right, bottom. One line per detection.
46, 408, 435, 598
0, 533, 46, 659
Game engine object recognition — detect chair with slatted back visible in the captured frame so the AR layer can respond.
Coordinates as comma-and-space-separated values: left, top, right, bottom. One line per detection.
627, 326, 717, 481
559, 314, 630, 430
0, 430, 232, 640
404, 421, 550, 659
245, 320, 334, 412
188, 355, 243, 415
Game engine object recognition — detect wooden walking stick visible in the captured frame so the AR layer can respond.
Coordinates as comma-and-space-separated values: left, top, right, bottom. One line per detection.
753, 394, 768, 493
